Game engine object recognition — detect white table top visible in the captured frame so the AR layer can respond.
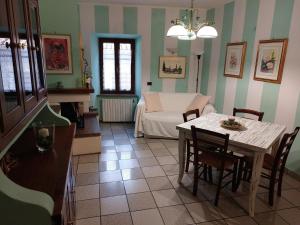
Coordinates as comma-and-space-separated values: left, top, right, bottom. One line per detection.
176, 113, 286, 152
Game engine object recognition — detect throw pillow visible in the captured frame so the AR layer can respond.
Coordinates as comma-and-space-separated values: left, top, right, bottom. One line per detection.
186, 95, 211, 113
143, 92, 163, 112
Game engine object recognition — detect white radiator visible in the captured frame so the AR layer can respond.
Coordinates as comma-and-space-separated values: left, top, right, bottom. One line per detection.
102, 98, 135, 122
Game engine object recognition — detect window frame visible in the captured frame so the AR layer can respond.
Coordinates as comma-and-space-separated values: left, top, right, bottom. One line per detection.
99, 38, 136, 95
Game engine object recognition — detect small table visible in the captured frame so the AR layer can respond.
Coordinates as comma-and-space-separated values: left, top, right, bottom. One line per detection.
176, 113, 286, 217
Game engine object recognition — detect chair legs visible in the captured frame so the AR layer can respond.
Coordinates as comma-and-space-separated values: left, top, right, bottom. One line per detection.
214, 168, 224, 206
185, 141, 191, 173
193, 159, 199, 195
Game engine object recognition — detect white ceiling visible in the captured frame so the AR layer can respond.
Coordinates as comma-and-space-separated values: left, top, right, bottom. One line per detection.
79, 0, 233, 9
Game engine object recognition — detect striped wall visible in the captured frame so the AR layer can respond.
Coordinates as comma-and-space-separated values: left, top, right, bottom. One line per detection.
79, 2, 206, 97
201, 0, 300, 173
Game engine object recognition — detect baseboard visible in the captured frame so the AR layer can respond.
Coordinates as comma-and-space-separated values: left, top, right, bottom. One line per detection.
285, 168, 300, 181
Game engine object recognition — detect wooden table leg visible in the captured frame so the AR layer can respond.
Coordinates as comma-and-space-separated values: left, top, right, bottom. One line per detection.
249, 151, 265, 217
177, 131, 186, 183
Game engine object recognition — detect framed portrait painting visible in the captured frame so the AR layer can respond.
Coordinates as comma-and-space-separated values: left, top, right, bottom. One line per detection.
224, 42, 247, 78
254, 39, 288, 84
159, 56, 186, 79
42, 34, 73, 74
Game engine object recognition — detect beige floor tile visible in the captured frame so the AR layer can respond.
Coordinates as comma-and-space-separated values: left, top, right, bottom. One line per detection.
131, 208, 164, 225
138, 157, 159, 167
162, 164, 179, 175
114, 138, 131, 145
76, 199, 100, 219
116, 144, 133, 152
156, 156, 177, 165
176, 186, 206, 204
102, 140, 115, 147
142, 166, 166, 178
100, 152, 118, 161
124, 179, 150, 194
281, 189, 300, 206
127, 192, 157, 211
254, 211, 289, 225
161, 140, 178, 148
117, 151, 136, 160
119, 159, 140, 169
100, 181, 125, 197
76, 173, 99, 186
185, 201, 222, 223
283, 175, 300, 188
122, 168, 145, 180
135, 150, 154, 158
100, 170, 122, 183
132, 143, 150, 151
101, 146, 116, 153
257, 193, 294, 210
79, 154, 99, 163
216, 197, 246, 219
99, 160, 119, 172
101, 212, 133, 225
277, 208, 300, 225
167, 147, 178, 156
225, 216, 258, 225
233, 195, 270, 213
100, 195, 129, 215
130, 138, 146, 144
151, 148, 171, 157
76, 184, 99, 201
146, 176, 173, 191
77, 163, 99, 174
195, 220, 227, 225
76, 217, 101, 225
159, 205, 194, 225
148, 142, 166, 150
152, 189, 182, 207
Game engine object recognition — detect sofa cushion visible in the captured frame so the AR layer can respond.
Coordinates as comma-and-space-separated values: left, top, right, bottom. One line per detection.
186, 95, 211, 113
143, 92, 163, 112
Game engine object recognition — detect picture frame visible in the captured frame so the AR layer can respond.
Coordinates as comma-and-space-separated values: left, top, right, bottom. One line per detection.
159, 56, 186, 79
42, 34, 73, 74
224, 42, 247, 78
254, 39, 288, 84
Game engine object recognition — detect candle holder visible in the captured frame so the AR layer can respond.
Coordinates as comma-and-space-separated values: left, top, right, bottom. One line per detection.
33, 122, 55, 152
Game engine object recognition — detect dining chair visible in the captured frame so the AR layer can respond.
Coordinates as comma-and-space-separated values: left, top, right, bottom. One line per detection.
191, 125, 239, 206
241, 127, 299, 206
183, 109, 200, 173
233, 108, 264, 121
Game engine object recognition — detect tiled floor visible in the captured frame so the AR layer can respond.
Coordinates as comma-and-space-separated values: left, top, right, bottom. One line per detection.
74, 123, 300, 225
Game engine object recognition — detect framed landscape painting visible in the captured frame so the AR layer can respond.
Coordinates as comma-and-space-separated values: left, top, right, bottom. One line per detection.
254, 39, 288, 84
159, 56, 186, 79
224, 42, 247, 78
42, 34, 73, 74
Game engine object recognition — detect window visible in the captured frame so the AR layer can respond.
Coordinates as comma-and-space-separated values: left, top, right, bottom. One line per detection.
99, 38, 135, 94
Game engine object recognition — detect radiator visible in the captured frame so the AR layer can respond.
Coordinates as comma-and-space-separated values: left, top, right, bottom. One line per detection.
102, 98, 135, 122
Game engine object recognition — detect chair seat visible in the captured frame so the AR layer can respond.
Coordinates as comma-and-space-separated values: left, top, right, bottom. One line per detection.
244, 153, 278, 171
198, 152, 237, 170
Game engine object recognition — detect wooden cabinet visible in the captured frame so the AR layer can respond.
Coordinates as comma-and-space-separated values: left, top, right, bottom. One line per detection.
0, 0, 47, 151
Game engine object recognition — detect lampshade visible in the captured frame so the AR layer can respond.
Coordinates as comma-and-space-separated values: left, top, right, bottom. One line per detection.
197, 26, 218, 38
178, 30, 197, 40
167, 25, 188, 37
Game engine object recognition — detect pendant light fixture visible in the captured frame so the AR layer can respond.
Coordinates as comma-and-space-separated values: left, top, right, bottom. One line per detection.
166, 0, 218, 40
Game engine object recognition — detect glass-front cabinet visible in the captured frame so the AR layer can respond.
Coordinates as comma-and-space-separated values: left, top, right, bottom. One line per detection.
0, 0, 47, 150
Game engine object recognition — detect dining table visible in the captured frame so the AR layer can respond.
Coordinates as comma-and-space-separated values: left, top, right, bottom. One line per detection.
176, 112, 286, 217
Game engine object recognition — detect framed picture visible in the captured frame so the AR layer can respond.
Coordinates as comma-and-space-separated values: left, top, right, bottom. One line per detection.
254, 39, 288, 84
159, 56, 186, 79
224, 42, 247, 78
42, 34, 73, 74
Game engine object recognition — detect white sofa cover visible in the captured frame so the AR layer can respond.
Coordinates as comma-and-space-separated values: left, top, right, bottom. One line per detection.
134, 92, 216, 138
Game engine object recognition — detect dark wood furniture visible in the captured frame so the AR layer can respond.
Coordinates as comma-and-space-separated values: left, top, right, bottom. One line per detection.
182, 109, 200, 173
3, 124, 76, 225
233, 108, 264, 121
242, 127, 299, 206
76, 112, 101, 138
0, 0, 47, 152
191, 126, 239, 206
48, 88, 95, 95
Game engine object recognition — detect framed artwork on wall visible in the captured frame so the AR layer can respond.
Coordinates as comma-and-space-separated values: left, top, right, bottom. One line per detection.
224, 42, 247, 78
159, 56, 186, 79
42, 34, 73, 74
254, 39, 288, 84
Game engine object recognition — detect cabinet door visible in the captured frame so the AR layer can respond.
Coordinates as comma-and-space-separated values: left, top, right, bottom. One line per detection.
27, 0, 46, 100
12, 0, 38, 113
0, 0, 25, 133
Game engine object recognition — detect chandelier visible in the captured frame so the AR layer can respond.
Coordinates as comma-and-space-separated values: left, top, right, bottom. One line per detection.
166, 0, 218, 40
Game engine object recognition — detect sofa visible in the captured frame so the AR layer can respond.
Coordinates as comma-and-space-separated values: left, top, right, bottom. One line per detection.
134, 92, 216, 138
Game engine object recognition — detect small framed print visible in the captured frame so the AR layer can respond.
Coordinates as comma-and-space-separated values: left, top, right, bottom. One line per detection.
254, 39, 288, 84
224, 42, 247, 78
159, 56, 186, 79
42, 34, 73, 74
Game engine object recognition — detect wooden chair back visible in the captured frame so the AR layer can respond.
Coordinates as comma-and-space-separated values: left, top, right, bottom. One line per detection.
183, 109, 200, 122
233, 108, 264, 121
